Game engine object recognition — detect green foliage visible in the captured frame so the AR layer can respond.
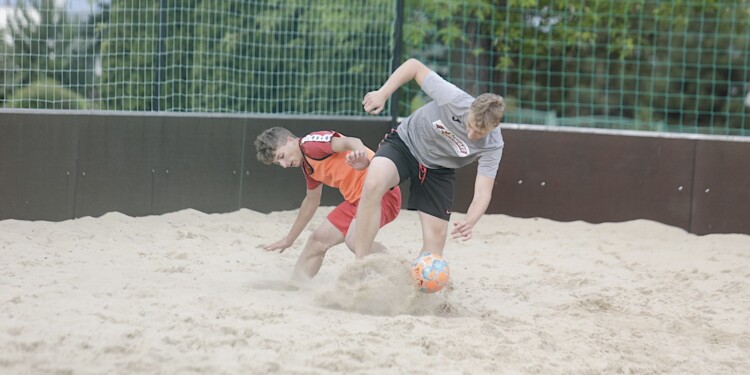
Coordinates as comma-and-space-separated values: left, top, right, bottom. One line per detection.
1, 0, 100, 106
3, 0, 747, 134
0, 46, 23, 100
3, 77, 90, 109
100, 0, 394, 113
99, 0, 161, 111
402, 0, 748, 133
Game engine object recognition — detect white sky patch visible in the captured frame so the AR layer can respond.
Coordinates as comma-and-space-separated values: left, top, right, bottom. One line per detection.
0, 6, 41, 45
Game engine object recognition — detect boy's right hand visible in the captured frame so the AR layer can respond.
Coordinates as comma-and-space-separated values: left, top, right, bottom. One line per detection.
362, 90, 387, 115
262, 238, 293, 253
346, 150, 370, 170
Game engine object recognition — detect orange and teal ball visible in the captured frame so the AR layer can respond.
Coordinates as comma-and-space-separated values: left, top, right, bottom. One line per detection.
410, 253, 450, 293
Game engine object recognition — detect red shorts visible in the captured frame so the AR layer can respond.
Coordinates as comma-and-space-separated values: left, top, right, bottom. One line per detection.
327, 186, 402, 236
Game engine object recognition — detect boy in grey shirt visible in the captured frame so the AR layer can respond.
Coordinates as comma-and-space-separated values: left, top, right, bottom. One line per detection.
350, 58, 505, 263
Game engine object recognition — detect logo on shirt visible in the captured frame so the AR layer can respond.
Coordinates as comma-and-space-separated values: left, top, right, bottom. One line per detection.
301, 133, 333, 144
432, 120, 469, 157
451, 116, 462, 124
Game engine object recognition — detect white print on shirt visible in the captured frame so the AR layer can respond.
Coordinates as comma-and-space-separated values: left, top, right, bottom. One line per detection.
301, 133, 333, 144
432, 120, 469, 157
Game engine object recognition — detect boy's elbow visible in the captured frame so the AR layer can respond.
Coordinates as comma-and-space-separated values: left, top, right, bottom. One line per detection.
406, 58, 427, 71
409, 60, 431, 85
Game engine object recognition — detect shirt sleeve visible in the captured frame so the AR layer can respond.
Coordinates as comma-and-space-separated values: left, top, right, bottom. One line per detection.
421, 71, 471, 106
477, 145, 504, 178
477, 133, 505, 178
300, 130, 340, 159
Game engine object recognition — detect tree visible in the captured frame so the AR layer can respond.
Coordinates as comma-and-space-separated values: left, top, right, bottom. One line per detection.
400, 0, 749, 133
99, 0, 394, 114
98, 0, 181, 111
4, 77, 89, 109
2, 0, 103, 108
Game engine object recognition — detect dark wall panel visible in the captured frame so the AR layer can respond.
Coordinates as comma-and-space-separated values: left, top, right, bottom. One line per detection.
0, 113, 78, 221
241, 117, 393, 213
2, 112, 747, 235
151, 117, 244, 214
74, 115, 161, 218
691, 140, 750, 235
457, 129, 696, 231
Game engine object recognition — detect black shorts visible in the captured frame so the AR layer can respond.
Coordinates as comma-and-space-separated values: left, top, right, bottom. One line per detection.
375, 129, 455, 220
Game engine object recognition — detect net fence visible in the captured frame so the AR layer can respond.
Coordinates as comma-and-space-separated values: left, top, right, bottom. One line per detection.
1, 0, 749, 135
1, 0, 396, 114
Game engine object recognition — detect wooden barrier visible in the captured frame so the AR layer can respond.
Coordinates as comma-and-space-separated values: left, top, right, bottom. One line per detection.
1, 111, 748, 235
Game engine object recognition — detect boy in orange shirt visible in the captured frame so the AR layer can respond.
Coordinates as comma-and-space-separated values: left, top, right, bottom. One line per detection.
254, 127, 401, 280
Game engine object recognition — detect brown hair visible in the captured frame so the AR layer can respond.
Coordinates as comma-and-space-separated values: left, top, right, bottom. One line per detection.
469, 93, 505, 133
254, 127, 295, 165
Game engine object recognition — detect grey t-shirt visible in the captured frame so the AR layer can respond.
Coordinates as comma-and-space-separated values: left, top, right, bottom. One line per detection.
398, 72, 504, 178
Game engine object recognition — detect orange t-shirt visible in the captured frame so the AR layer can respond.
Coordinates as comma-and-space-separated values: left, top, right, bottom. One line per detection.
299, 131, 374, 204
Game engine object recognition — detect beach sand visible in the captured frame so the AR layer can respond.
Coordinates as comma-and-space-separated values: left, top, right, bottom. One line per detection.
1, 208, 749, 374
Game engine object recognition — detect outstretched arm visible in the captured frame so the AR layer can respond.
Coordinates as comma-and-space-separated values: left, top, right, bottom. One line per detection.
263, 184, 323, 252
362, 58, 433, 115
451, 174, 495, 241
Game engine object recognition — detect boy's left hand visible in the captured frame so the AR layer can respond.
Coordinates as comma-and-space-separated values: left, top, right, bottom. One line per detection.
346, 150, 370, 170
451, 220, 473, 240
262, 238, 293, 252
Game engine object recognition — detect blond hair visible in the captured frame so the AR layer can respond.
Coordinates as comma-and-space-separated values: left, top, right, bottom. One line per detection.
255, 127, 295, 165
469, 93, 505, 132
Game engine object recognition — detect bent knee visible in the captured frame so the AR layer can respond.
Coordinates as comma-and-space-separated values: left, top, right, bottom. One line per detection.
362, 158, 399, 196
305, 232, 336, 255
362, 175, 390, 198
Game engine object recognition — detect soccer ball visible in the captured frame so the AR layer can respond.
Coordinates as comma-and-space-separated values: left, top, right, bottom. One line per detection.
410, 253, 450, 293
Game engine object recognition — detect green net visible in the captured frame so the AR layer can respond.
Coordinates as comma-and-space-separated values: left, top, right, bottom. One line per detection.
1, 0, 395, 114
1, 0, 748, 136
98, 0, 395, 113
402, 0, 750, 136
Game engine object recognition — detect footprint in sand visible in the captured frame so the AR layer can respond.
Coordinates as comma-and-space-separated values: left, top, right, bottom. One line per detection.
242, 279, 300, 292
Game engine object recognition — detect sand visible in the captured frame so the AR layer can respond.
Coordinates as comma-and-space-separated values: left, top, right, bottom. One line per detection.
1, 207, 749, 374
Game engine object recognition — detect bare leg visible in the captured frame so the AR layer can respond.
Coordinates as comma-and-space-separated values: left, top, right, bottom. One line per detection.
291, 219, 344, 281
353, 156, 400, 259
417, 211, 449, 257
345, 218, 386, 255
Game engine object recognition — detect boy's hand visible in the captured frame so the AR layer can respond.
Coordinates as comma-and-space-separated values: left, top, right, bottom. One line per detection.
346, 150, 370, 170
362, 90, 387, 115
262, 238, 293, 253
451, 220, 474, 241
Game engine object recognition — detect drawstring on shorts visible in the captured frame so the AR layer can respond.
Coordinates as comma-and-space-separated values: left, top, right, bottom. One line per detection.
418, 164, 427, 185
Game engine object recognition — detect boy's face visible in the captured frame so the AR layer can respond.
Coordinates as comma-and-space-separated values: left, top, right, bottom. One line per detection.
466, 113, 492, 141
273, 137, 302, 168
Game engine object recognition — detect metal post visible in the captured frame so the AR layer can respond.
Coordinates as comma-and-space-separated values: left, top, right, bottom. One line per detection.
390, 0, 405, 128
153, 0, 168, 111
